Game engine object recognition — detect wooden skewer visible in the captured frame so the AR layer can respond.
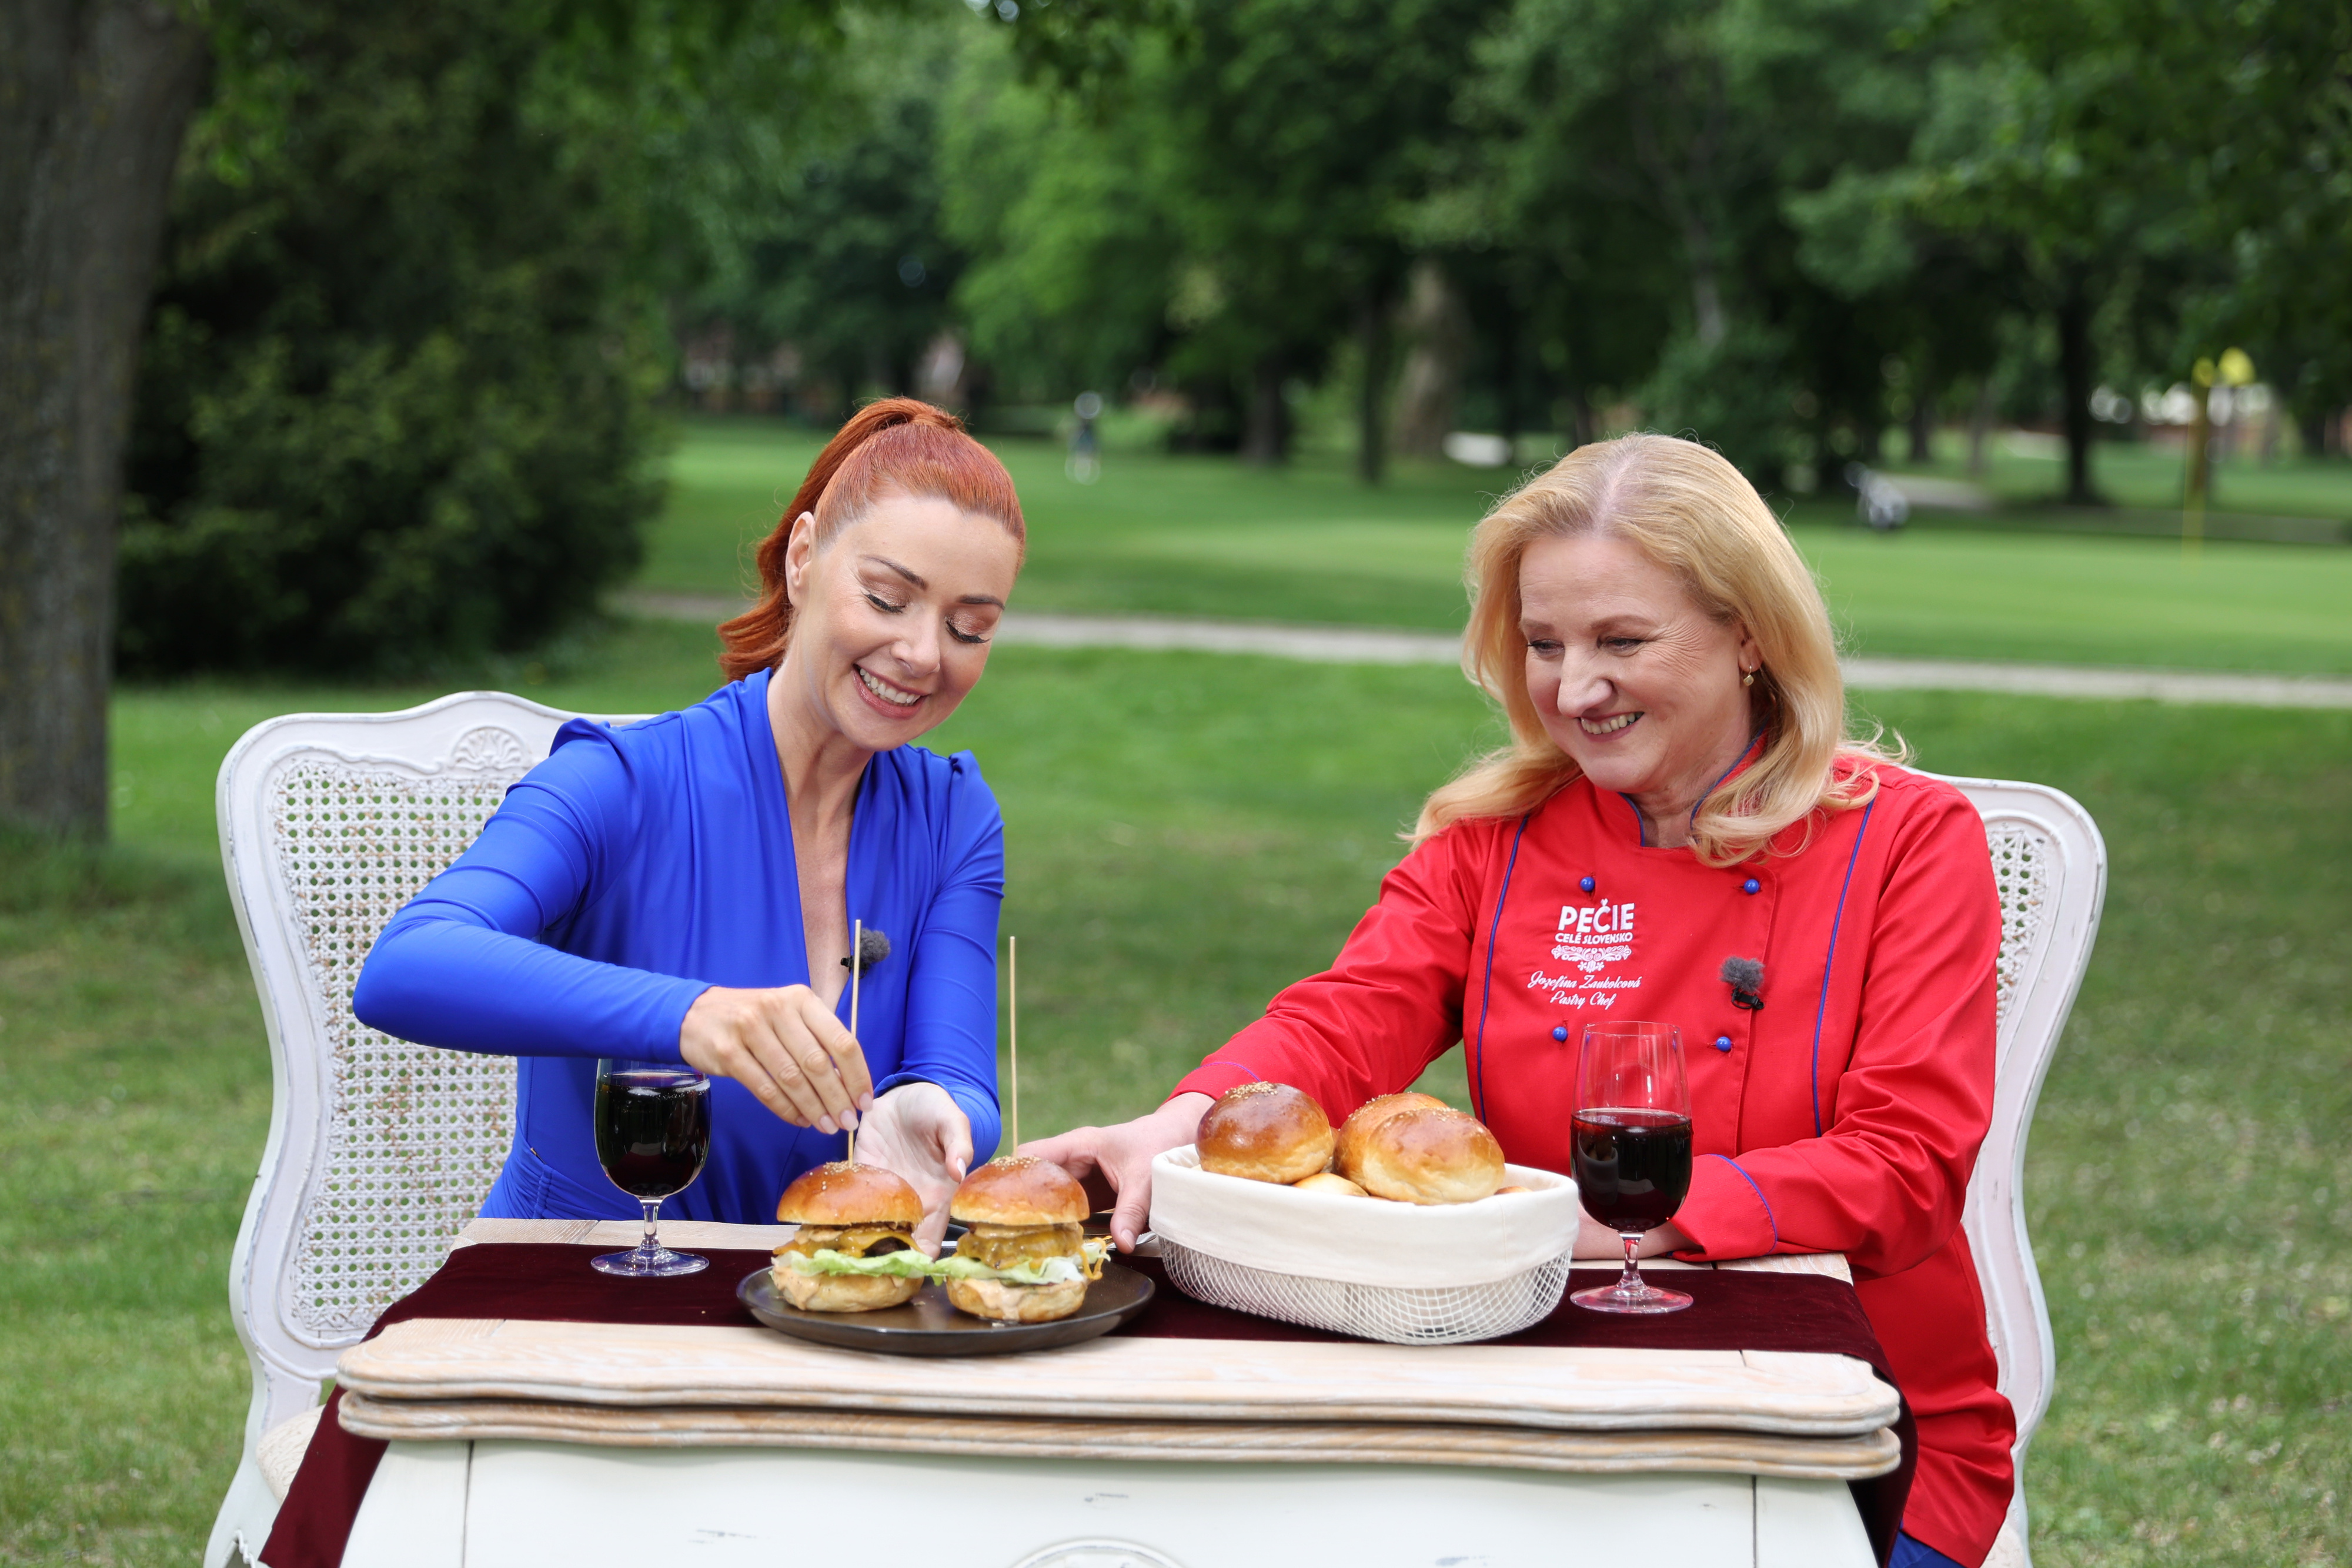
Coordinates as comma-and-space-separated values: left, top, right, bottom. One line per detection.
1007, 934, 1020, 1155
847, 917, 863, 1164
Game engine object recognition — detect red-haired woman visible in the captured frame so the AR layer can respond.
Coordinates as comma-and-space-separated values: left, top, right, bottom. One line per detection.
357, 400, 1023, 1248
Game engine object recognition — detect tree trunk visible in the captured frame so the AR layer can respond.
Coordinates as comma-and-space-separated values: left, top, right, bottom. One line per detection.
1241, 353, 1289, 466
1907, 387, 1935, 465
1355, 295, 1391, 486
2054, 277, 2100, 505
1388, 259, 1468, 462
0, 0, 209, 838
2296, 405, 2328, 459
1568, 386, 1598, 449
1965, 378, 1996, 478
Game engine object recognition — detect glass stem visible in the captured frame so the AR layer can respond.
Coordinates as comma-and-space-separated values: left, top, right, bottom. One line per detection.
1617, 1231, 1645, 1295
640, 1198, 662, 1257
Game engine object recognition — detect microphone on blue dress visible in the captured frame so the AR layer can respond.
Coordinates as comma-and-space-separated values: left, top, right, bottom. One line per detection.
1719, 955, 1765, 1011
840, 928, 893, 974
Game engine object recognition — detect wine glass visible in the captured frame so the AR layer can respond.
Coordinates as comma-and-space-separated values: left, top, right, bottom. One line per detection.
590, 1058, 713, 1278
1569, 1020, 1694, 1315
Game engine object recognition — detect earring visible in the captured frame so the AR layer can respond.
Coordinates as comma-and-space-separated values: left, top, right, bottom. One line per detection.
1742, 668, 1757, 687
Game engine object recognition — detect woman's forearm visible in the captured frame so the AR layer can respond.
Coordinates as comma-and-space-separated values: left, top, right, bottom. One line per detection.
355, 910, 706, 1061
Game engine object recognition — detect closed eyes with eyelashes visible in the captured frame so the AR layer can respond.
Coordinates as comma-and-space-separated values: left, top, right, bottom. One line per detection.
862, 590, 994, 646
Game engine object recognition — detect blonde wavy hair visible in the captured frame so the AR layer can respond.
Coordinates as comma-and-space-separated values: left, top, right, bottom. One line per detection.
1414, 433, 1899, 865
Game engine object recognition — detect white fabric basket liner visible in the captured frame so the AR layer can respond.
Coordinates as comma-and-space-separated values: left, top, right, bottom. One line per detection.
1148, 1145, 1581, 1289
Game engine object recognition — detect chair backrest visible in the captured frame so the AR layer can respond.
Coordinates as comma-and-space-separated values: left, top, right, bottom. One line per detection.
214, 694, 632, 1445
1940, 775, 2108, 1550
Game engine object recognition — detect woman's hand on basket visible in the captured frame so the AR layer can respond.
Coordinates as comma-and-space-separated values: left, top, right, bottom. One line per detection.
1021, 1093, 1212, 1252
678, 984, 874, 1135
854, 1081, 973, 1255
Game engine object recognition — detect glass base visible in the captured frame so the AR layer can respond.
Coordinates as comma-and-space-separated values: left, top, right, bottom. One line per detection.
590, 1244, 709, 1278
1571, 1277, 1693, 1315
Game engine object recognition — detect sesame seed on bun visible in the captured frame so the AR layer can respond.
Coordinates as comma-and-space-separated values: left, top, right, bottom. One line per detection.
1197, 1081, 1335, 1185
948, 1155, 1090, 1229
775, 1161, 923, 1228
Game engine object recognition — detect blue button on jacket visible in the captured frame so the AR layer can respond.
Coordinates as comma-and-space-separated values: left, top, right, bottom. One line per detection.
352, 670, 1004, 1222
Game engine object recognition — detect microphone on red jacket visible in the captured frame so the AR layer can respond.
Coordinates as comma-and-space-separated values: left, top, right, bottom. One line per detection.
1720, 956, 1765, 1011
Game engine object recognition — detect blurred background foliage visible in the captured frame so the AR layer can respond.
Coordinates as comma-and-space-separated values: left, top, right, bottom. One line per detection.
119, 0, 2352, 674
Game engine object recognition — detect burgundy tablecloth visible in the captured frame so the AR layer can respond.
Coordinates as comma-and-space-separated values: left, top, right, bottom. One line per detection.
264, 1247, 1912, 1567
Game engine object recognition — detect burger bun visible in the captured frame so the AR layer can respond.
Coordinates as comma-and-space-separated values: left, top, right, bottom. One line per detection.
770, 1263, 922, 1313
946, 1274, 1088, 1322
776, 1161, 923, 1228
1333, 1092, 1449, 1185
1351, 1105, 1506, 1205
949, 1156, 1090, 1228
1291, 1171, 1368, 1198
1197, 1082, 1335, 1185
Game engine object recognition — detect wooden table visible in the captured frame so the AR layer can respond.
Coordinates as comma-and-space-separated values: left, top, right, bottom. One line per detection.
329, 1221, 1896, 1568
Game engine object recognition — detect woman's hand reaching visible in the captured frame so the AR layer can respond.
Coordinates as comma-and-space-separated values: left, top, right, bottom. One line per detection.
852, 1081, 973, 1255
679, 984, 873, 1134
1020, 1092, 1212, 1252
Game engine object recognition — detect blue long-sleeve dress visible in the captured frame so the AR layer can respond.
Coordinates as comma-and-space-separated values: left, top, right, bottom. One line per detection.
352, 668, 1004, 1222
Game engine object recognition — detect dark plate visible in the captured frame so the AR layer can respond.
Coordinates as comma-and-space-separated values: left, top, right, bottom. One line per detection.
736, 1263, 1154, 1357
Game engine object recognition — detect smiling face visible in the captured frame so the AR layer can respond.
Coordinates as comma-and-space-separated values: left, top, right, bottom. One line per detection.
773, 490, 1023, 754
1519, 531, 1762, 830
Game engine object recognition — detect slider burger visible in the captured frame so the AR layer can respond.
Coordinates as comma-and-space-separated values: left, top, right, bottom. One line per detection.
770, 1162, 930, 1312
1195, 1081, 1334, 1184
940, 1156, 1107, 1323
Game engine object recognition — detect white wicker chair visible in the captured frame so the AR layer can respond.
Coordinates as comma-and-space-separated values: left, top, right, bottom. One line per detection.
205, 692, 639, 1568
1940, 775, 2107, 1566
199, 707, 2102, 1568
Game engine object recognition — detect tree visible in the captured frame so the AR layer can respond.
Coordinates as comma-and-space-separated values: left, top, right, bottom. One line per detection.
1457, 0, 1956, 486
948, 0, 1496, 475
694, 12, 970, 414
118, 1, 677, 678
0, 0, 209, 837
942, 30, 1185, 402
0, 0, 846, 836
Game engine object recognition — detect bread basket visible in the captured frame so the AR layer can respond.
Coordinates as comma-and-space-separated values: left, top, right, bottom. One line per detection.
1147, 1146, 1581, 1345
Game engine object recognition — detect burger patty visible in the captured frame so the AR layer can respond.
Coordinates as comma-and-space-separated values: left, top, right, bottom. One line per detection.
777, 1225, 914, 1261
956, 1222, 1083, 1272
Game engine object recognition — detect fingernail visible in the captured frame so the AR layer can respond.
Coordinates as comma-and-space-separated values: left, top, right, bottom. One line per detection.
842, 1109, 859, 1130
817, 1116, 837, 1135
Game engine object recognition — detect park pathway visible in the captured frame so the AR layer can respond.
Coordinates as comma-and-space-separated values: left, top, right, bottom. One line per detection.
619, 594, 2352, 710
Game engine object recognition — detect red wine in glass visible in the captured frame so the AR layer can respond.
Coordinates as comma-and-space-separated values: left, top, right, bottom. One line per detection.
590, 1060, 711, 1278
1572, 1109, 1694, 1233
1570, 1022, 1693, 1315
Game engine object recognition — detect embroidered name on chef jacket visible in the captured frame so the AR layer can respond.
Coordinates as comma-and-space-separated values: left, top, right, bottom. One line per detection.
1528, 901, 1642, 1010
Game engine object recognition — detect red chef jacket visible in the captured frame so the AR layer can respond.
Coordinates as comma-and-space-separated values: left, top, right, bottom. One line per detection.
1175, 758, 2015, 1567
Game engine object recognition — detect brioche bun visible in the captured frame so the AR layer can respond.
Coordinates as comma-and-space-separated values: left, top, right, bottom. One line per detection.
1332, 1092, 1449, 1184
776, 1161, 923, 1228
770, 1265, 922, 1313
950, 1156, 1089, 1228
1351, 1106, 1506, 1205
1197, 1082, 1335, 1184
1291, 1171, 1368, 1198
945, 1274, 1088, 1322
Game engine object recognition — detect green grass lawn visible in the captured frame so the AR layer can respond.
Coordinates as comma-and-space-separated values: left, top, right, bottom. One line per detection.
4, 611, 2346, 1565
1886, 430, 2352, 523
641, 418, 2352, 674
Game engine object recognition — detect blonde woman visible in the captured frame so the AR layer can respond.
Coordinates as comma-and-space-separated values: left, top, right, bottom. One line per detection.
1030, 435, 2012, 1568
